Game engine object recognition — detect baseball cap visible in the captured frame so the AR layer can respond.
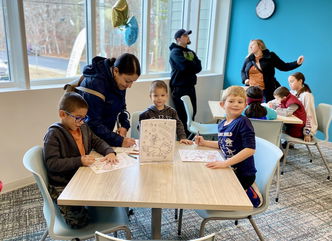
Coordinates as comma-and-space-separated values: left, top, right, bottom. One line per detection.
174, 29, 192, 40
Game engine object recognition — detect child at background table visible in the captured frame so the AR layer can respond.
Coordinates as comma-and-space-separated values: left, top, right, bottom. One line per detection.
270, 86, 306, 138
195, 86, 261, 207
139, 80, 192, 144
244, 86, 277, 120
288, 72, 317, 142
43, 92, 118, 228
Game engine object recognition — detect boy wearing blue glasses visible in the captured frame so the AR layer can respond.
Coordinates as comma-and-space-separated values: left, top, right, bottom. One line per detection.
43, 92, 117, 228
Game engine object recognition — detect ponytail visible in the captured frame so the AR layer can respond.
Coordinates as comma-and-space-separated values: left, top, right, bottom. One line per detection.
291, 72, 312, 97
109, 57, 116, 67
245, 86, 267, 118
245, 102, 267, 118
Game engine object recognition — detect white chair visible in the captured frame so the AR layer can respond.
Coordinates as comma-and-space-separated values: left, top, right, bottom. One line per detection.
190, 137, 283, 240
130, 111, 141, 139
250, 119, 283, 202
95, 231, 127, 241
281, 103, 331, 179
180, 95, 218, 139
190, 232, 216, 241
23, 146, 132, 241
95, 231, 215, 241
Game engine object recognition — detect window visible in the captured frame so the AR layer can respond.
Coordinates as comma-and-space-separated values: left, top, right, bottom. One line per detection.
0, 0, 230, 90
147, 0, 183, 74
96, 0, 141, 59
0, 0, 10, 83
23, 0, 86, 81
197, 0, 213, 70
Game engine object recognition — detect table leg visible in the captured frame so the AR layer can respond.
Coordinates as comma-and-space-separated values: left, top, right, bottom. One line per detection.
151, 208, 162, 239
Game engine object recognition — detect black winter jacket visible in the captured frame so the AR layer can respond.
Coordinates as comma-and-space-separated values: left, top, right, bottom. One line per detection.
169, 43, 202, 88
80, 56, 130, 146
241, 49, 301, 99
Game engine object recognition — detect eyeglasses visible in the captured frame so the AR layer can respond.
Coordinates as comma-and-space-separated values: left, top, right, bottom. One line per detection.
65, 111, 88, 123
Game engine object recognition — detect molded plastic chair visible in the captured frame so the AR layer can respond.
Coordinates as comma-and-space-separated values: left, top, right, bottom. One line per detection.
281, 103, 331, 179
180, 95, 218, 139
250, 119, 283, 202
95, 231, 215, 241
190, 137, 283, 240
23, 146, 132, 241
130, 111, 141, 139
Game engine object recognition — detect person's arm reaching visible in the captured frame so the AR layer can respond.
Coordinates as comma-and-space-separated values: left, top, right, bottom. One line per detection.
272, 52, 304, 71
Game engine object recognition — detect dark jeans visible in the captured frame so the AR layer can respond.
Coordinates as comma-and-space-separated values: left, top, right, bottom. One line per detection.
235, 174, 256, 190
170, 86, 197, 137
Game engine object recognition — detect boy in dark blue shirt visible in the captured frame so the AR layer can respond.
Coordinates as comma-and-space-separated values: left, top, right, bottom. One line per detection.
195, 86, 260, 207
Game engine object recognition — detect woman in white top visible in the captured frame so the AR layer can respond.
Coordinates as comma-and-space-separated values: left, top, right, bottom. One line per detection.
288, 72, 318, 142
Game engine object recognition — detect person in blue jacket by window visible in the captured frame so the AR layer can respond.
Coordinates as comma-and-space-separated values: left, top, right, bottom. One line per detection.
169, 29, 202, 137
80, 53, 141, 147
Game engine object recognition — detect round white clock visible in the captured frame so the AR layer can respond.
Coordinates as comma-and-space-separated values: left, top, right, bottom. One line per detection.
256, 0, 276, 19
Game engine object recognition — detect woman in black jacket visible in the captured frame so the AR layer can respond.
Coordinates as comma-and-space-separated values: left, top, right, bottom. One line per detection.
241, 39, 304, 102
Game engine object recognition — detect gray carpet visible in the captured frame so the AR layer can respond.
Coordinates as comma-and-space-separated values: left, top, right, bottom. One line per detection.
1, 144, 332, 241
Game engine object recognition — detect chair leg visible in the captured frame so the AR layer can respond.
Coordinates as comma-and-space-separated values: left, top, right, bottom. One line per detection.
315, 144, 331, 180
177, 209, 183, 235
123, 226, 132, 240
40, 230, 48, 241
175, 208, 178, 219
199, 218, 210, 237
275, 160, 280, 202
306, 145, 314, 162
248, 216, 264, 241
281, 143, 290, 175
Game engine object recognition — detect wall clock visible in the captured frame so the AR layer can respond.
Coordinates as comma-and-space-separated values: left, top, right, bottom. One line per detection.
256, 0, 276, 19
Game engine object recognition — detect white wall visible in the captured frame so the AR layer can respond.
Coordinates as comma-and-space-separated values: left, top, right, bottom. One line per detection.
0, 74, 223, 192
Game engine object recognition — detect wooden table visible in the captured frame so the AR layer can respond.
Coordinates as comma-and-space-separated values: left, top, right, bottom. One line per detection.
208, 101, 303, 124
58, 143, 252, 239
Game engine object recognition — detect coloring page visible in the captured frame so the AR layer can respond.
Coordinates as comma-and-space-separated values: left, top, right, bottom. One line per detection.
179, 150, 225, 162
89, 153, 138, 174
139, 119, 176, 162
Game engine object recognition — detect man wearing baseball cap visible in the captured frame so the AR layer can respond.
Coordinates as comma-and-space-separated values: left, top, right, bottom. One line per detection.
169, 29, 202, 136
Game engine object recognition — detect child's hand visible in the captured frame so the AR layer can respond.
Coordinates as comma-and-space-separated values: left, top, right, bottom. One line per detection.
194, 135, 205, 146
180, 139, 193, 145
206, 161, 228, 169
81, 155, 96, 166
100, 153, 118, 165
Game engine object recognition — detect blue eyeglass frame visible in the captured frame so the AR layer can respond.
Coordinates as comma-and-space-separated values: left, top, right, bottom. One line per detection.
65, 111, 89, 122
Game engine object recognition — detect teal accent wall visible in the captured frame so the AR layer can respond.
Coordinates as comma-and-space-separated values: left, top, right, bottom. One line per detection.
225, 0, 332, 140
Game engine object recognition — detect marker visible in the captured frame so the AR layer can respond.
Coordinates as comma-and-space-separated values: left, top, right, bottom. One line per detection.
192, 131, 200, 141
128, 154, 138, 159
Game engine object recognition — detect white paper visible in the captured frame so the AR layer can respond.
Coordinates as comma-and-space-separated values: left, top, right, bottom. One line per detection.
179, 150, 225, 162
139, 119, 176, 162
89, 153, 138, 174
